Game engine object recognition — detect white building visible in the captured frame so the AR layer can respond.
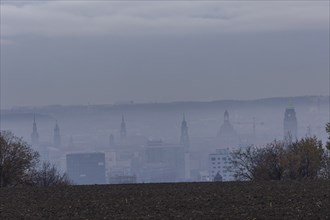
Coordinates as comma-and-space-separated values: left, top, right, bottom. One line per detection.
208, 148, 234, 181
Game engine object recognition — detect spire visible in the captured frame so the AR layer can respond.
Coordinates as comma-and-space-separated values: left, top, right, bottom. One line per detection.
180, 113, 189, 149
120, 114, 127, 140
182, 113, 187, 126
31, 114, 39, 146
54, 120, 61, 147
224, 110, 229, 122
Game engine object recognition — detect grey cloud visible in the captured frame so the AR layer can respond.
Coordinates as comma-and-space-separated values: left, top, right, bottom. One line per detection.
1, 1, 328, 37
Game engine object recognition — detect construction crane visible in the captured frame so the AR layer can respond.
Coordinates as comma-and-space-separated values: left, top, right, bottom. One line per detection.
234, 117, 265, 137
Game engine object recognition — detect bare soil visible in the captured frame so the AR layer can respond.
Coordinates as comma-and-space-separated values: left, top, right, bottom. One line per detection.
0, 181, 329, 219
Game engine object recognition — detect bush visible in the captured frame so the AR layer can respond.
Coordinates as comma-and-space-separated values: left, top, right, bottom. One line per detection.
31, 162, 71, 186
230, 136, 328, 181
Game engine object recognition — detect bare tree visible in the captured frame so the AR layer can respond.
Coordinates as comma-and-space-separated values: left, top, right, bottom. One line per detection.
0, 131, 39, 187
32, 162, 71, 186
229, 146, 261, 181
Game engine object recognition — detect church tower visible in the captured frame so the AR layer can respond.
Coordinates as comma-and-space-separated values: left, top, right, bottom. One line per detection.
120, 115, 127, 140
217, 110, 240, 147
224, 110, 229, 123
284, 105, 298, 141
180, 113, 190, 149
54, 121, 61, 147
31, 115, 39, 146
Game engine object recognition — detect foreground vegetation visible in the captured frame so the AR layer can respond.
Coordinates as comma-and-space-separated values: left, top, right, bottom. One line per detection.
0, 131, 70, 187
230, 136, 330, 181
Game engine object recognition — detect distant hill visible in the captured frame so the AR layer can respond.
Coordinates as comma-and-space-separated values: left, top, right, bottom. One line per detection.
1, 95, 328, 116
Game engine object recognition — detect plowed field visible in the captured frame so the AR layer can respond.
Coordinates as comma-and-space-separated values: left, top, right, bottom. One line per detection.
1, 181, 329, 219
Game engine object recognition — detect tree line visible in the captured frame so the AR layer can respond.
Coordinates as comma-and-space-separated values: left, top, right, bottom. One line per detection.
229, 123, 330, 181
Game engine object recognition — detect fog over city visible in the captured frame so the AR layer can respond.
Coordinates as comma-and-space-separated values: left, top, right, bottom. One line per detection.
1, 1, 329, 108
0, 1, 329, 184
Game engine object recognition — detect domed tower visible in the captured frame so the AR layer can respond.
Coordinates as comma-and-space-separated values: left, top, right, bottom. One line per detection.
284, 105, 298, 141
180, 113, 190, 149
120, 115, 127, 140
54, 121, 61, 147
217, 110, 240, 147
31, 115, 39, 146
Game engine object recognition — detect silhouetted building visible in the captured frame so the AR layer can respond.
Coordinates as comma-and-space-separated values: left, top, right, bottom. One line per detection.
180, 113, 190, 150
213, 172, 223, 182
66, 152, 106, 185
144, 141, 185, 181
31, 115, 39, 146
120, 115, 127, 140
217, 110, 240, 147
53, 121, 61, 147
138, 163, 176, 183
284, 106, 298, 141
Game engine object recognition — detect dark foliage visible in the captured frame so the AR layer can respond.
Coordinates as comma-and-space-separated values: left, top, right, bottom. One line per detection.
230, 136, 328, 181
0, 131, 39, 187
0, 131, 70, 187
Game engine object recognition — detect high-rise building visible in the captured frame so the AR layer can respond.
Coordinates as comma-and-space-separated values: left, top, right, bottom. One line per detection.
208, 148, 235, 181
54, 121, 61, 147
284, 106, 298, 141
180, 113, 189, 149
31, 115, 39, 146
120, 115, 127, 140
66, 152, 106, 185
144, 140, 185, 182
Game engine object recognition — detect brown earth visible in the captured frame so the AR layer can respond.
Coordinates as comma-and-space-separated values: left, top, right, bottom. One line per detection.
0, 181, 329, 219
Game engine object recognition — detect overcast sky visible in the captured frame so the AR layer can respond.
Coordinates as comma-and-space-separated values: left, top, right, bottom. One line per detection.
0, 1, 329, 109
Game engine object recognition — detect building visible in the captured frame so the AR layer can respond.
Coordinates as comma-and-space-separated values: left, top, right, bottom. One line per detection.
143, 140, 186, 182
179, 114, 191, 180
284, 106, 298, 141
217, 110, 240, 147
31, 115, 39, 147
120, 115, 127, 141
180, 113, 190, 150
53, 121, 61, 147
66, 152, 106, 185
30, 116, 50, 163
138, 163, 176, 183
208, 148, 234, 181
